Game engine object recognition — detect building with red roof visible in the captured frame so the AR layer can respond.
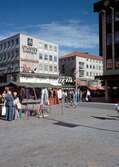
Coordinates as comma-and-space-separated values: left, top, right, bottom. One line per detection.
59, 51, 103, 89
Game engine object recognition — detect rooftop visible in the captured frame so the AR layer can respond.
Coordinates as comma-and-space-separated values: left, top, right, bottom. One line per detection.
94, 0, 119, 12
60, 51, 103, 61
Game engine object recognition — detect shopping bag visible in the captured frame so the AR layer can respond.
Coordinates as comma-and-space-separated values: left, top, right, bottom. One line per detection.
2, 106, 6, 116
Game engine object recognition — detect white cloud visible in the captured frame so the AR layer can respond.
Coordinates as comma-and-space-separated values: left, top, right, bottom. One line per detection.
31, 22, 98, 49
34, 21, 99, 49
0, 20, 99, 51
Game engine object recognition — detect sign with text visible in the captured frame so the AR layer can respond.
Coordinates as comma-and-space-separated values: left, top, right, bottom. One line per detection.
22, 45, 37, 54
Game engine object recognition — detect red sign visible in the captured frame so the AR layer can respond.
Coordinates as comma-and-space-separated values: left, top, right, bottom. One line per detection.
106, 59, 112, 69
115, 61, 119, 68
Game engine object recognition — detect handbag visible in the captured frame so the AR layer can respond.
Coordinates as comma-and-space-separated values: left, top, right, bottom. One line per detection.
2, 105, 6, 116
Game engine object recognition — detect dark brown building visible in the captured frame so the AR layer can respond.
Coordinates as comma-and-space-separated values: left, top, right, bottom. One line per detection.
94, 0, 119, 102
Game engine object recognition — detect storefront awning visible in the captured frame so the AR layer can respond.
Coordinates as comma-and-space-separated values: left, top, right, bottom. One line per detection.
88, 86, 98, 91
88, 85, 105, 91
0, 81, 59, 89
74, 80, 87, 86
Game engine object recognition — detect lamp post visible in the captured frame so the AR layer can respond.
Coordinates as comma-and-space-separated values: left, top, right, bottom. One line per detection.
74, 70, 79, 92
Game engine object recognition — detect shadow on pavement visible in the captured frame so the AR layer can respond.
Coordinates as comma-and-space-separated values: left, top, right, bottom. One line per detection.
45, 117, 119, 133
91, 116, 118, 120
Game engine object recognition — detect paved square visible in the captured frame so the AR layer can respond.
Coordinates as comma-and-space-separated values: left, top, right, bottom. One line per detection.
0, 102, 119, 167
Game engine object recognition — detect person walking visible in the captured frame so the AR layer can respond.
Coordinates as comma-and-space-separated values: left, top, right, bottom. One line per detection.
5, 89, 14, 121
37, 88, 49, 118
13, 92, 22, 120
86, 89, 91, 102
74, 89, 80, 107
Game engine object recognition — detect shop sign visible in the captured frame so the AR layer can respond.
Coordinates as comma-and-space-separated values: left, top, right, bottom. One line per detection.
58, 76, 73, 83
106, 59, 112, 69
22, 45, 37, 54
27, 38, 33, 46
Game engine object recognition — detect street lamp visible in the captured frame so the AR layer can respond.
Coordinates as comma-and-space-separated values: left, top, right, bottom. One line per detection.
74, 70, 79, 91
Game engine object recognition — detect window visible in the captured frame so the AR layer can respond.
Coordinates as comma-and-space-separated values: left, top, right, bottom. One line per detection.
39, 64, 43, 71
44, 44, 48, 50
7, 52, 10, 59
54, 46, 57, 52
79, 70, 84, 77
54, 56, 57, 62
3, 53, 6, 61
4, 43, 6, 49
44, 64, 48, 71
27, 38, 33, 46
106, 33, 112, 45
49, 45, 52, 51
39, 53, 43, 59
54, 66, 57, 72
115, 31, 119, 44
96, 66, 98, 70
44, 54, 48, 60
79, 62, 84, 69
49, 55, 52, 61
16, 38, 19, 45
49, 65, 53, 71
115, 11, 119, 22
90, 72, 92, 76
99, 66, 101, 70
0, 54, 2, 61
12, 50, 15, 57
90, 65, 92, 69
12, 39, 14, 46
16, 49, 19, 57
106, 14, 112, 24
86, 64, 88, 68
0, 44, 2, 50
39, 42, 42, 49
8, 41, 10, 48
86, 72, 89, 76
93, 65, 95, 69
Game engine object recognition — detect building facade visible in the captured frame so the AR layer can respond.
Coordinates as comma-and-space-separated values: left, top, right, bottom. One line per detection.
59, 52, 103, 88
94, 0, 119, 101
0, 33, 59, 85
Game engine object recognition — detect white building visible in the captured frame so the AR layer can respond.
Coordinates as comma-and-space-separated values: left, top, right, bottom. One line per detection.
0, 33, 59, 85
59, 52, 103, 88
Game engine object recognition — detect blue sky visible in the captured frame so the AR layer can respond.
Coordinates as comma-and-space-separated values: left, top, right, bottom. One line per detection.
0, 0, 99, 56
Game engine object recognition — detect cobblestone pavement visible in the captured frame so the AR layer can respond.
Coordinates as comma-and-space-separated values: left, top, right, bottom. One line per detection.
0, 102, 119, 167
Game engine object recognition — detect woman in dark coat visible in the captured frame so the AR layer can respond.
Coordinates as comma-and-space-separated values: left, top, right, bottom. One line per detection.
5, 90, 14, 121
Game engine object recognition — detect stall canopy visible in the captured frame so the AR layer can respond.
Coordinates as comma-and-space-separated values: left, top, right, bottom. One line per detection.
74, 79, 87, 86
0, 81, 59, 89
